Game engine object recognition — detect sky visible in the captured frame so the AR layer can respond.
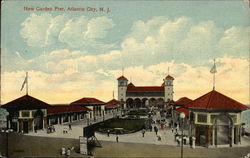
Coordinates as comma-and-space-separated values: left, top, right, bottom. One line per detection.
1, 0, 249, 104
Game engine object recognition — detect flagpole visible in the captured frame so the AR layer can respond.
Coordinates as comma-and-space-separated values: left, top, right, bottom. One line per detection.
213, 59, 215, 90
26, 72, 28, 95
213, 71, 215, 90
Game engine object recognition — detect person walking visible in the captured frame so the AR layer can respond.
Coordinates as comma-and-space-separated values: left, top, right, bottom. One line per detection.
69, 124, 72, 130
116, 135, 119, 142
66, 147, 71, 157
61, 147, 66, 155
154, 126, 158, 135
107, 129, 110, 137
142, 129, 146, 137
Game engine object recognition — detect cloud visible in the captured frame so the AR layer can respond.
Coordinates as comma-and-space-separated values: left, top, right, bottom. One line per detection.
1, 56, 249, 104
18, 16, 249, 71
58, 16, 88, 48
20, 14, 115, 49
20, 13, 68, 47
85, 16, 114, 39
218, 26, 249, 56
119, 17, 248, 66
3, 16, 249, 105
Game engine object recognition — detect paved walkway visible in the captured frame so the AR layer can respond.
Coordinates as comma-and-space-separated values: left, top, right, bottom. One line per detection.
27, 111, 250, 148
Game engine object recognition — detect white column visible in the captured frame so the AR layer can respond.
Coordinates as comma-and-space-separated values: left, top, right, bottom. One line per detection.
61, 116, 64, 124
212, 126, 215, 146
207, 114, 211, 124
48, 118, 51, 126
192, 137, 196, 148
43, 118, 45, 129
8, 120, 11, 129
58, 117, 60, 124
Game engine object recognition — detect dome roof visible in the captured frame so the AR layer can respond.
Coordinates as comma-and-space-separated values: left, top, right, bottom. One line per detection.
165, 75, 174, 80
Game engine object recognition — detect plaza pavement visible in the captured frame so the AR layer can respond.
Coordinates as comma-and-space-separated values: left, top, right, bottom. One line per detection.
1, 111, 249, 157
27, 112, 250, 148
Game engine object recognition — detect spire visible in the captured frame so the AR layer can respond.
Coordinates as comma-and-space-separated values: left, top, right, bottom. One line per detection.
26, 72, 28, 95
210, 58, 217, 90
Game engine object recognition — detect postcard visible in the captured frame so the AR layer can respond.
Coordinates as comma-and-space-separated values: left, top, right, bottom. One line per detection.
0, 0, 249, 157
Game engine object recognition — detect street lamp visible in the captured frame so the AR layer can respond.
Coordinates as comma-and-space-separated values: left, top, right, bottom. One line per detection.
180, 112, 185, 158
6, 129, 9, 158
87, 112, 89, 126
102, 110, 105, 121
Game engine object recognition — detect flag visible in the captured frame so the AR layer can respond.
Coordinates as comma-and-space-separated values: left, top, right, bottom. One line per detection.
20, 75, 27, 91
210, 61, 217, 74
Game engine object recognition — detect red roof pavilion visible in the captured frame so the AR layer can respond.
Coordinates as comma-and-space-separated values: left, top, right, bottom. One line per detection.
1, 95, 51, 110
105, 99, 120, 109
175, 107, 190, 116
174, 97, 193, 106
186, 90, 248, 110
47, 105, 91, 115
70, 97, 105, 106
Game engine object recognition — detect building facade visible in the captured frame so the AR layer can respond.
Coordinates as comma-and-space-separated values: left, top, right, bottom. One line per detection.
117, 75, 174, 109
175, 90, 249, 147
1, 95, 50, 133
70, 97, 106, 122
1, 95, 107, 133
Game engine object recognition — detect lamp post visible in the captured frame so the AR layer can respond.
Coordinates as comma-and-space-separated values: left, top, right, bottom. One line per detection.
102, 110, 105, 121
6, 129, 9, 158
180, 112, 185, 158
87, 112, 89, 126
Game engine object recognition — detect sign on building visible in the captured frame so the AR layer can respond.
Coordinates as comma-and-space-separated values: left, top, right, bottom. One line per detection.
79, 136, 88, 155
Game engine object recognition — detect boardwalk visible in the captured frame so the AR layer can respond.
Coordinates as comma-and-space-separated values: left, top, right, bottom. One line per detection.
0, 133, 249, 158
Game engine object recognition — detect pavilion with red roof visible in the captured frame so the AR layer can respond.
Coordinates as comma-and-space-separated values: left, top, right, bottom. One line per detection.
105, 99, 120, 115
1, 95, 51, 133
117, 74, 175, 109
173, 97, 193, 123
1, 95, 95, 133
70, 97, 105, 122
176, 90, 249, 147
47, 104, 91, 125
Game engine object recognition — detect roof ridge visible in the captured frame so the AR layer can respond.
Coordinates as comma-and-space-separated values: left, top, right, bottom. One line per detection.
216, 90, 246, 107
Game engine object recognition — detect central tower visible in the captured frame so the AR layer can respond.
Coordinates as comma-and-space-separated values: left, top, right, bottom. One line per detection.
117, 75, 128, 103
163, 75, 174, 102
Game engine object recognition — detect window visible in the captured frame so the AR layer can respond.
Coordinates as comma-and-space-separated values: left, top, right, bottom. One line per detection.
210, 115, 216, 123
22, 111, 30, 117
230, 115, 237, 123
197, 114, 207, 123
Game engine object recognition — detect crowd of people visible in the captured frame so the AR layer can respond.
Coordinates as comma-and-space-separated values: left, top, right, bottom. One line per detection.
47, 125, 55, 134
